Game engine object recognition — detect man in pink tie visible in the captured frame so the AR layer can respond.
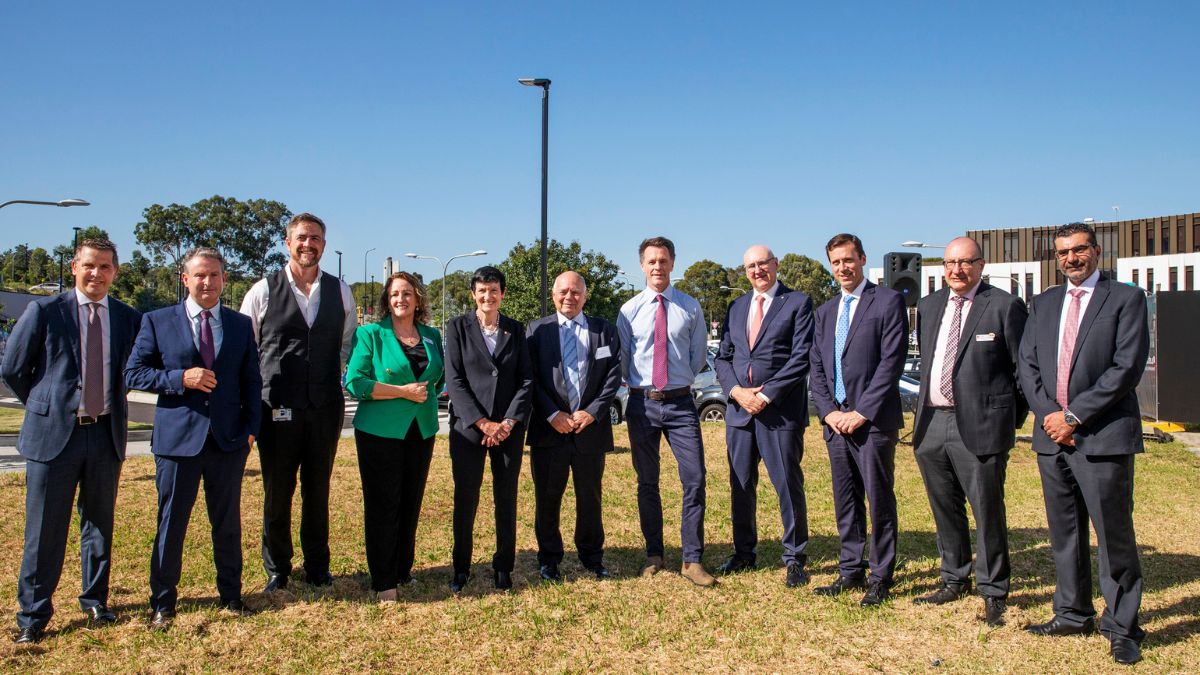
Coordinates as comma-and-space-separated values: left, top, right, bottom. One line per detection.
617, 237, 713, 586
713, 245, 815, 588
1018, 223, 1150, 666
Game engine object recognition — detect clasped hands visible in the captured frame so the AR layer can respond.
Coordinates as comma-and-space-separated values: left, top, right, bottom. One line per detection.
1042, 410, 1077, 446
730, 385, 768, 415
476, 418, 516, 447
824, 409, 867, 435
550, 410, 596, 435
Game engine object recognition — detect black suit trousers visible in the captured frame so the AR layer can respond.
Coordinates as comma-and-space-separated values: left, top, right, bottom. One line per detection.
449, 426, 525, 574
530, 442, 606, 568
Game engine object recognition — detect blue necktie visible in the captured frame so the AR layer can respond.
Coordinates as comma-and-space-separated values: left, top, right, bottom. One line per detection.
562, 321, 581, 411
834, 295, 854, 404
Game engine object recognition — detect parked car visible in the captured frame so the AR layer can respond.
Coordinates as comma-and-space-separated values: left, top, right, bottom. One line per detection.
28, 282, 63, 294
608, 355, 728, 425
903, 356, 921, 381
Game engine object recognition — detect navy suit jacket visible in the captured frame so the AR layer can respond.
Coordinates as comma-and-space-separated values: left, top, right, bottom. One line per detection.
1018, 274, 1148, 456
124, 303, 262, 456
525, 314, 623, 451
714, 283, 814, 430
1, 291, 141, 461
809, 282, 909, 437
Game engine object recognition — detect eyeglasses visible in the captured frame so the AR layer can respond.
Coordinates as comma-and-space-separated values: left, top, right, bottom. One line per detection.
745, 257, 777, 272
942, 258, 982, 269
1054, 244, 1094, 259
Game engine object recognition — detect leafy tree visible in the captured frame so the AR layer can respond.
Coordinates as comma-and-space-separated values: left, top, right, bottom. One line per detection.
424, 269, 474, 329
134, 202, 196, 274
190, 195, 290, 279
497, 239, 625, 324
777, 253, 837, 306
675, 259, 739, 328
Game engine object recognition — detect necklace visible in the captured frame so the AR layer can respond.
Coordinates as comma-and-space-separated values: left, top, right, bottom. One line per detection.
476, 311, 499, 335
392, 323, 421, 346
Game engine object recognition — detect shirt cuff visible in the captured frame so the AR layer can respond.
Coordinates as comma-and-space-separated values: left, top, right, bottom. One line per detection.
755, 391, 771, 404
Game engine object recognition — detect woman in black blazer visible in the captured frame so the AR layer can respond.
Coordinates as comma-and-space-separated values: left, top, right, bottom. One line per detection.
444, 266, 533, 591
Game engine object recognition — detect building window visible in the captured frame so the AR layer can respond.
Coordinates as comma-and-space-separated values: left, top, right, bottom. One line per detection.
928, 277, 935, 294
1162, 222, 1171, 254
1147, 227, 1155, 256
1148, 269, 1155, 293
1132, 223, 1140, 256
1133, 269, 1140, 287
1187, 266, 1194, 291
1178, 221, 1186, 253
1025, 273, 1034, 299
981, 233, 992, 261
1194, 216, 1199, 252
1003, 232, 1018, 262
1169, 267, 1178, 291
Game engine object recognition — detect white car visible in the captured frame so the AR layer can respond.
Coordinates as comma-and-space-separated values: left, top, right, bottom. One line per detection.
28, 282, 64, 293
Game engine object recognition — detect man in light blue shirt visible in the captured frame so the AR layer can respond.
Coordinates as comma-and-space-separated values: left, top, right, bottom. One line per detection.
617, 236, 714, 586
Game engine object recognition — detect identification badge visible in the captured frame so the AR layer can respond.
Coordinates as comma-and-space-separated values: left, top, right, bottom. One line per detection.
595, 345, 612, 359
975, 333, 996, 342
272, 408, 293, 422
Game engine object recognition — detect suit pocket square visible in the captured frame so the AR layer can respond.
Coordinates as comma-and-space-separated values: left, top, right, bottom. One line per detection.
974, 333, 996, 342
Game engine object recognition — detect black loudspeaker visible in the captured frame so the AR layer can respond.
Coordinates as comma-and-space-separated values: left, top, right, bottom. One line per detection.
883, 252, 921, 307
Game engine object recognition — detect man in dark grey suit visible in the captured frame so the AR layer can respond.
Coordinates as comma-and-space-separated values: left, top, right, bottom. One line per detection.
1018, 222, 1149, 666
1, 239, 141, 645
912, 236, 1027, 627
525, 272, 623, 582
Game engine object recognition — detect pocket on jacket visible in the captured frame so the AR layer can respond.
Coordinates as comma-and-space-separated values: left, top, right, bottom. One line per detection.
25, 397, 50, 416
988, 392, 1013, 409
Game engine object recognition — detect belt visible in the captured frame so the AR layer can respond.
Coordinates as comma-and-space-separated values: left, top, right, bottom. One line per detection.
77, 413, 110, 426
629, 387, 691, 401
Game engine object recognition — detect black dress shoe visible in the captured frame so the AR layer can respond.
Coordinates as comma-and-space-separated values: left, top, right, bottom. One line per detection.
449, 572, 469, 593
264, 574, 288, 593
305, 571, 334, 587
14, 626, 43, 644
86, 604, 118, 625
494, 571, 513, 590
221, 598, 254, 616
860, 580, 891, 607
149, 610, 174, 632
984, 597, 1007, 627
539, 564, 562, 583
717, 555, 756, 575
1023, 616, 1097, 636
586, 565, 611, 580
913, 583, 968, 605
1110, 636, 1142, 665
814, 575, 867, 596
785, 562, 810, 588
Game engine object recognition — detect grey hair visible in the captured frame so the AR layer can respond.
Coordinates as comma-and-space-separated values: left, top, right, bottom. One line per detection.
181, 246, 226, 272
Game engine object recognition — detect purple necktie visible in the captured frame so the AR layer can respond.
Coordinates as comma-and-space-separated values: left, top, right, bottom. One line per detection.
84, 302, 104, 418
199, 310, 216, 369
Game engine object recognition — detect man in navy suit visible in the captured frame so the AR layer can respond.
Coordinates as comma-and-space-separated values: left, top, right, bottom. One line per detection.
714, 245, 814, 587
525, 271, 623, 582
809, 233, 908, 607
125, 247, 262, 632
2, 239, 141, 645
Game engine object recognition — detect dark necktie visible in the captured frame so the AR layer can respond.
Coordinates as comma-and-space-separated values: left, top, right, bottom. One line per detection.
652, 295, 668, 390
939, 296, 967, 405
199, 310, 216, 369
84, 302, 104, 418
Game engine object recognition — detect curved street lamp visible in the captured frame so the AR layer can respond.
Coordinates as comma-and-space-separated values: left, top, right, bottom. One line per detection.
405, 250, 487, 338
0, 198, 90, 210
519, 77, 552, 316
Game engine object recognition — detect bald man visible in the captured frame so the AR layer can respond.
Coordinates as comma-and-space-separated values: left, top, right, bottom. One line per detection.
525, 272, 623, 582
714, 245, 815, 587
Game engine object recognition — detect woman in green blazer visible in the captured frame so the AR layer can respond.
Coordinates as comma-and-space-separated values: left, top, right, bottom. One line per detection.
344, 271, 444, 603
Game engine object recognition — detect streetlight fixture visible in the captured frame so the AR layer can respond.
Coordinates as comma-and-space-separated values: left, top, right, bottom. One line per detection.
362, 247, 377, 319
405, 250, 487, 339
519, 76, 552, 317
334, 250, 343, 280
901, 240, 946, 248
0, 197, 90, 210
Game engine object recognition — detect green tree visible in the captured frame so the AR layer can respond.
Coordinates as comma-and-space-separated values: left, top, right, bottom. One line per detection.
676, 259, 740, 327
496, 239, 625, 324
134, 202, 196, 274
190, 195, 290, 279
425, 269, 474, 329
777, 253, 837, 306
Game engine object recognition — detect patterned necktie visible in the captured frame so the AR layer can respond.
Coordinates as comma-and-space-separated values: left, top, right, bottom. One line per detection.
562, 321, 581, 411
652, 295, 669, 390
748, 295, 765, 348
84, 302, 104, 418
939, 296, 967, 405
199, 310, 216, 369
834, 294, 854, 404
1056, 289, 1086, 407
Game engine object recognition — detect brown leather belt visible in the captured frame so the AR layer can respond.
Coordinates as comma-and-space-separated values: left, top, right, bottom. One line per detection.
77, 414, 110, 426
629, 387, 691, 401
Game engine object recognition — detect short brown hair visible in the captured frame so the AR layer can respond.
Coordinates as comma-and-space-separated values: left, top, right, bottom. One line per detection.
638, 236, 676, 261
825, 233, 865, 259
287, 212, 327, 236
181, 246, 226, 272
379, 271, 430, 325
75, 238, 120, 267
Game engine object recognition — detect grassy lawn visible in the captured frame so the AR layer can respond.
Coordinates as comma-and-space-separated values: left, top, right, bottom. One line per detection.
0, 407, 151, 434
0, 420, 1197, 671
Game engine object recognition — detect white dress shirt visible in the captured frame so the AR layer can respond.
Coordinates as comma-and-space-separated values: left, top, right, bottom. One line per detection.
239, 265, 358, 367
928, 280, 981, 408
75, 289, 112, 416
1056, 268, 1101, 363
835, 277, 868, 328
746, 281, 781, 330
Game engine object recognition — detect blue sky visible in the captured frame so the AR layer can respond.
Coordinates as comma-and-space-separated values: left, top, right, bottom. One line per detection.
3, 1, 1197, 283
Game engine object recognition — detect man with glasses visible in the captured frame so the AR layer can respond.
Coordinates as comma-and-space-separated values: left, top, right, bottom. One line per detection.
911, 237, 1028, 626
1018, 223, 1149, 665
713, 245, 814, 587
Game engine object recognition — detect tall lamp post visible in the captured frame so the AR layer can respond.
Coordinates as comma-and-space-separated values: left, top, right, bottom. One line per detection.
519, 77, 551, 316
362, 247, 376, 317
335, 250, 343, 280
0, 198, 89, 210
404, 250, 487, 339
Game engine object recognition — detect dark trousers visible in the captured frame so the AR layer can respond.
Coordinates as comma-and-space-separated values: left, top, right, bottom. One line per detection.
1037, 448, 1144, 642
825, 426, 898, 583
449, 427, 525, 575
17, 418, 121, 630
149, 437, 249, 612
530, 442, 606, 568
626, 395, 706, 563
355, 424, 435, 591
915, 409, 1010, 597
257, 399, 343, 579
726, 421, 808, 566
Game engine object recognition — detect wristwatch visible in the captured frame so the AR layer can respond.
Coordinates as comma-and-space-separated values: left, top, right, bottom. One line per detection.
1062, 409, 1080, 426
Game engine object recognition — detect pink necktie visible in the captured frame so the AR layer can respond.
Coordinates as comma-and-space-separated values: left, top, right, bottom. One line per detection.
83, 302, 104, 418
652, 295, 668, 390
939, 296, 966, 405
1056, 289, 1086, 407
748, 295, 765, 348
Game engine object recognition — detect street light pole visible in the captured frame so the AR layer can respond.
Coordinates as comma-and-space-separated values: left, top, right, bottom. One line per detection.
405, 250, 487, 339
363, 247, 376, 318
519, 77, 551, 317
335, 250, 343, 281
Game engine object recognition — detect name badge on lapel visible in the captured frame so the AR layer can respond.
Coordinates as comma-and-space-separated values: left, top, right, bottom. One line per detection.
975, 333, 996, 342
272, 408, 293, 422
595, 345, 612, 359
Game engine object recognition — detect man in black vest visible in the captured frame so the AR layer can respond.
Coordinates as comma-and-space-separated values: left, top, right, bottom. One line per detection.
239, 212, 356, 591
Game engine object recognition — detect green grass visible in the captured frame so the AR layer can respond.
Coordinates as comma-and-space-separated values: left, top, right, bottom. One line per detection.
0, 419, 1197, 672
0, 407, 152, 434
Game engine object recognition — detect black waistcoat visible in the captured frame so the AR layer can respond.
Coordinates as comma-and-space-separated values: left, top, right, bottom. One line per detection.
258, 269, 345, 409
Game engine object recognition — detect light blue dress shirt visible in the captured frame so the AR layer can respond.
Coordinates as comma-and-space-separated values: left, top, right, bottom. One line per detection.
618, 285, 707, 389
185, 297, 224, 358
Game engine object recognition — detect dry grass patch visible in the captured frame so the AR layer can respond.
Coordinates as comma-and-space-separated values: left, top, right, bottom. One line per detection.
0, 419, 1197, 672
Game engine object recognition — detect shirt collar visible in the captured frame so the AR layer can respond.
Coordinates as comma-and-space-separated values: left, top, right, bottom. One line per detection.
74, 288, 109, 309
1067, 268, 1101, 292
643, 284, 676, 303
185, 296, 222, 320
952, 280, 982, 302
753, 281, 780, 301
840, 277, 868, 299
557, 311, 588, 329
284, 264, 323, 286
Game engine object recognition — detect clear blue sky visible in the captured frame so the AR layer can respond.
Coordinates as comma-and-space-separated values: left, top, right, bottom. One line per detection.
3, 1, 1198, 282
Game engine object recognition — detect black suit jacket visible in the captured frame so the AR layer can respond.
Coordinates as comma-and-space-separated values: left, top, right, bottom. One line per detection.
1018, 273, 1149, 456
913, 283, 1029, 456
1, 291, 141, 461
445, 312, 533, 445
525, 313, 623, 452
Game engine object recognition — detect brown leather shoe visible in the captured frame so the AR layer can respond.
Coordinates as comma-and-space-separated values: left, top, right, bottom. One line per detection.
681, 562, 717, 587
641, 556, 665, 577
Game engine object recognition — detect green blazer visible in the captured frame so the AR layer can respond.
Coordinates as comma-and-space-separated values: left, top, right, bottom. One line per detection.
344, 319, 445, 440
